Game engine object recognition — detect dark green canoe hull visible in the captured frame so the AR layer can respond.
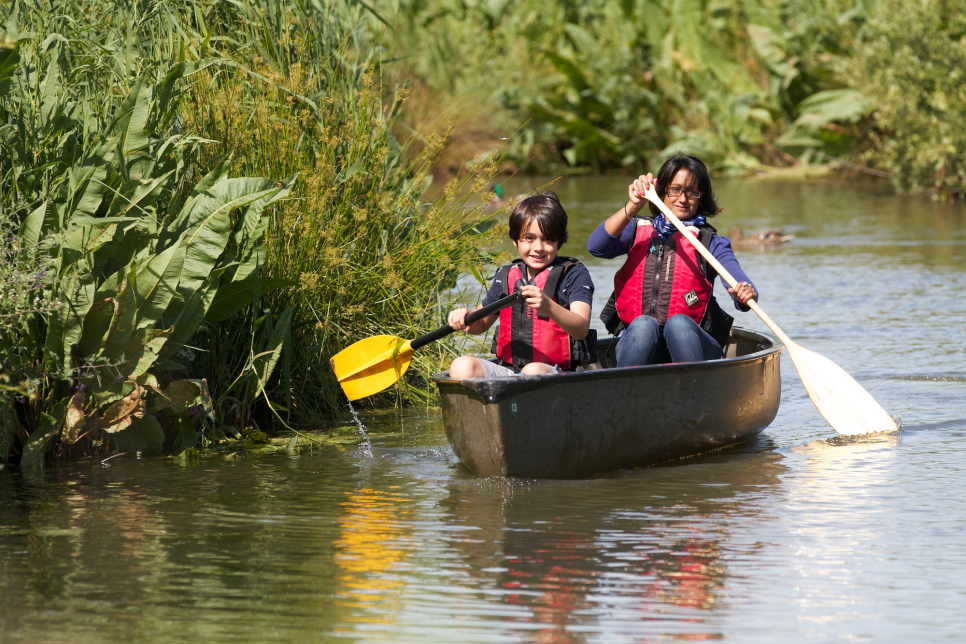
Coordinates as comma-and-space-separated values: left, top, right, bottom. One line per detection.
432, 327, 783, 479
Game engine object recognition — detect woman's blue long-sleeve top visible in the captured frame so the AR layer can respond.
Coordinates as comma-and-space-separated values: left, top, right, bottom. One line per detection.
586, 219, 757, 311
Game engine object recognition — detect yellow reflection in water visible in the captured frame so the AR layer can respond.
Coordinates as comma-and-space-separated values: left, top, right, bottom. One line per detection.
332, 488, 412, 625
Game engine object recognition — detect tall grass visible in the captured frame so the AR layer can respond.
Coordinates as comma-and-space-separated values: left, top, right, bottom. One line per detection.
0, 0, 504, 465
177, 0, 505, 420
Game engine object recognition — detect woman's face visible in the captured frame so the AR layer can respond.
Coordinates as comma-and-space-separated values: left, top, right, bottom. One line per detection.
662, 168, 701, 221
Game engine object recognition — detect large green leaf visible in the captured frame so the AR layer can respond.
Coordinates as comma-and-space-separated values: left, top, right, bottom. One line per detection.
18, 201, 46, 249
70, 140, 116, 218
39, 51, 61, 123
206, 276, 294, 323
78, 298, 115, 358
41, 257, 96, 370
99, 270, 138, 361
113, 415, 164, 456
134, 233, 185, 329
108, 168, 176, 218
794, 90, 869, 129
233, 174, 296, 282
251, 306, 292, 401
167, 279, 216, 351
119, 327, 171, 379
177, 179, 281, 299
20, 402, 66, 467
160, 158, 232, 248
112, 77, 152, 155
63, 261, 97, 356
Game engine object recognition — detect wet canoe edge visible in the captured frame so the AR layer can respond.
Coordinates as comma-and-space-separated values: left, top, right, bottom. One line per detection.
432, 327, 784, 479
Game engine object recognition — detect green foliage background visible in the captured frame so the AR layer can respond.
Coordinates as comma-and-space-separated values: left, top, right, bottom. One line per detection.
381, 0, 966, 195
2, 0, 964, 466
844, 0, 966, 197
0, 0, 502, 465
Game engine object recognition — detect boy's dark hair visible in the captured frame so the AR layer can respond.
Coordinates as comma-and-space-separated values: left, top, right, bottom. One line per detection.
648, 153, 722, 218
508, 191, 568, 246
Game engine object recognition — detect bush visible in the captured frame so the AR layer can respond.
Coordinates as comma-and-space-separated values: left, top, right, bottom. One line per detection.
384, 0, 872, 171
844, 0, 966, 197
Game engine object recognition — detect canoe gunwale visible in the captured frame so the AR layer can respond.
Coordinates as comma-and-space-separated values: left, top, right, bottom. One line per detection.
432, 327, 784, 479
431, 327, 784, 404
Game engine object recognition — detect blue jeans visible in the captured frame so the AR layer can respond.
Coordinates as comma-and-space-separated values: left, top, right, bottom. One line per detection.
615, 314, 723, 367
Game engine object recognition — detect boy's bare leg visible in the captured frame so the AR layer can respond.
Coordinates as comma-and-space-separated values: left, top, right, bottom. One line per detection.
520, 362, 555, 375
449, 356, 486, 379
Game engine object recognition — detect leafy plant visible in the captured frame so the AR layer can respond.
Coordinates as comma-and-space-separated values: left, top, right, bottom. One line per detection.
843, 0, 966, 197
382, 0, 876, 171
0, 29, 295, 464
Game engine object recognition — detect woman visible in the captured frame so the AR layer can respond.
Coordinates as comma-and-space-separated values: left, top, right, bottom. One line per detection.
587, 154, 757, 367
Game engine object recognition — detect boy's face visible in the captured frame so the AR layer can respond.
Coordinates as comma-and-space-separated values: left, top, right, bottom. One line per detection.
512, 219, 560, 275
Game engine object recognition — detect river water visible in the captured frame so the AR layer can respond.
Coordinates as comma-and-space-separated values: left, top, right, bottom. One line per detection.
2, 176, 965, 642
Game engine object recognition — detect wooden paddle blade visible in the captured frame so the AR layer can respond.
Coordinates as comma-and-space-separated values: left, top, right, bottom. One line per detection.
330, 336, 414, 401
785, 341, 898, 436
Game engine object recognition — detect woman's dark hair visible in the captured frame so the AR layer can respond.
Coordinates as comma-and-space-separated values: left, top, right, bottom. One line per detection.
648, 153, 722, 218
508, 191, 568, 246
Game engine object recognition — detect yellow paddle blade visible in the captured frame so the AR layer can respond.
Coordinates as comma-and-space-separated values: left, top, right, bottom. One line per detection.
330, 335, 414, 401
785, 340, 899, 436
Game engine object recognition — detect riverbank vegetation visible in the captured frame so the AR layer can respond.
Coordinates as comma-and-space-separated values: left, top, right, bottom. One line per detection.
2, 0, 963, 466
0, 0, 501, 465
383, 0, 966, 196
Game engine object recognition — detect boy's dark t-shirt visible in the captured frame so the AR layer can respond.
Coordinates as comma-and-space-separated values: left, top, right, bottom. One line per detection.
480, 258, 595, 310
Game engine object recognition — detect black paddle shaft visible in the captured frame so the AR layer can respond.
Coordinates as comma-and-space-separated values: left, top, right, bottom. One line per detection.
409, 292, 522, 351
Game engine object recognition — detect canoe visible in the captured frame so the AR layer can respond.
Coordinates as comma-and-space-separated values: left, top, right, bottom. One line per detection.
432, 327, 783, 479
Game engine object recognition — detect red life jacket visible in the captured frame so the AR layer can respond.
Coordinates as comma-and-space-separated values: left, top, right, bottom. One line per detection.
614, 220, 715, 328
494, 258, 577, 371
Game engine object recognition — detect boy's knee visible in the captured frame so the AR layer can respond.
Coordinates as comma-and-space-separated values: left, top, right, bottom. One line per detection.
449, 356, 483, 379
520, 363, 554, 376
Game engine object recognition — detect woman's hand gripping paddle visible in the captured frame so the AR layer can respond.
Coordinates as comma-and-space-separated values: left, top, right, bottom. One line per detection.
642, 185, 897, 436
331, 292, 522, 401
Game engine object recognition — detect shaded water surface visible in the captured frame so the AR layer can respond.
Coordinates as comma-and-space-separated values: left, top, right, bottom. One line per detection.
3, 177, 966, 642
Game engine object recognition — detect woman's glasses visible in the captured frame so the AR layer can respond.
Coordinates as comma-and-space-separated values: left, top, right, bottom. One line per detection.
666, 186, 702, 200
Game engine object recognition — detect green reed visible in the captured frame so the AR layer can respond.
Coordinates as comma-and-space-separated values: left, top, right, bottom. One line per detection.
0, 0, 505, 465
182, 38, 505, 421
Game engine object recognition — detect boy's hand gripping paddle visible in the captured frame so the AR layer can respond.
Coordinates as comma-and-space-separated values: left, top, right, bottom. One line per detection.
642, 185, 897, 437
331, 292, 522, 401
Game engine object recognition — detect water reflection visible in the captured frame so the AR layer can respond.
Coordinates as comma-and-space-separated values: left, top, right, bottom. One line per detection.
3, 176, 966, 643
334, 488, 413, 622
440, 449, 786, 641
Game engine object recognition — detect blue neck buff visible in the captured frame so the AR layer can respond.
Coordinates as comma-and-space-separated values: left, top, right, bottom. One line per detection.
652, 213, 707, 239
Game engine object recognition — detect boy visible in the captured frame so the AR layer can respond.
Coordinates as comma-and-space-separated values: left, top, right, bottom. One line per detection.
447, 192, 595, 378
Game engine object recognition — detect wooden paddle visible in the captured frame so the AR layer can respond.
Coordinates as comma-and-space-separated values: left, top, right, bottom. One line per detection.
331, 292, 522, 401
642, 185, 897, 436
